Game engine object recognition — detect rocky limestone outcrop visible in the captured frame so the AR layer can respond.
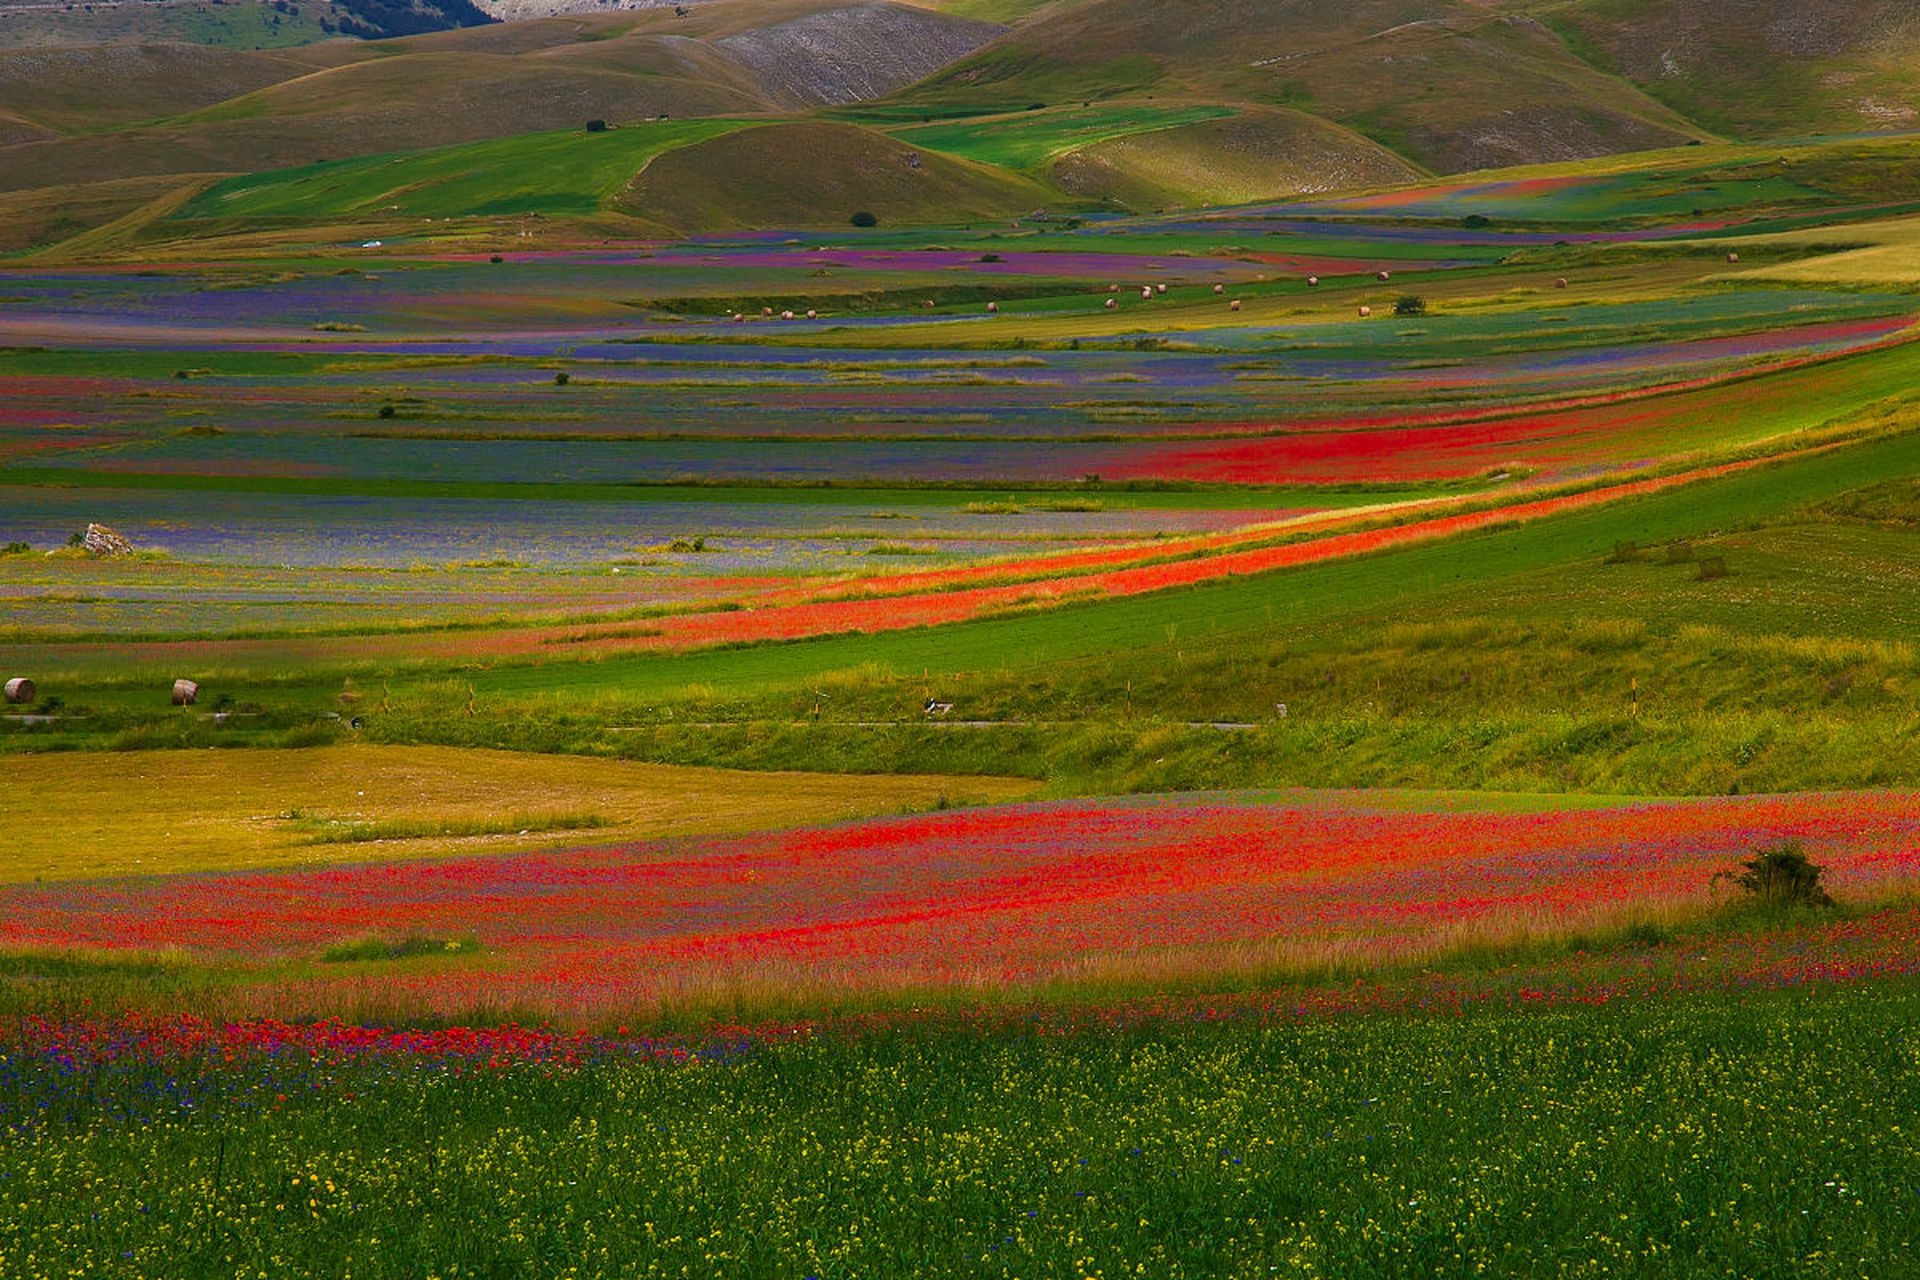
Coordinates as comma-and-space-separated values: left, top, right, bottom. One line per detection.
82, 523, 134, 557
714, 4, 1006, 107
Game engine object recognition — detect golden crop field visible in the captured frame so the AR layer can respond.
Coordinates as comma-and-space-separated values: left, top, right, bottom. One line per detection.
0, 745, 1037, 881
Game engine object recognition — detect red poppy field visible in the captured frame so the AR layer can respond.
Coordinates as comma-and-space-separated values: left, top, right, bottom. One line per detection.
9, 788, 1917, 1023
9, 120, 1920, 1280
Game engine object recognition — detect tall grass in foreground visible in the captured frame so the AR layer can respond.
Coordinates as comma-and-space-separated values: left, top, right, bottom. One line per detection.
3, 980, 1916, 1278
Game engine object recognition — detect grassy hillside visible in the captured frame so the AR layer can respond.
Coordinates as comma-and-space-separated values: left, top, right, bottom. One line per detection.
0, 53, 767, 195
179, 119, 758, 222
888, 102, 1234, 170
0, 107, 51, 145
0, 43, 316, 135
899, 0, 1701, 172
619, 119, 1056, 230
0, 174, 200, 253
1540, 0, 1920, 140
1046, 105, 1423, 206
11, 0, 1920, 244
0, 0, 1004, 199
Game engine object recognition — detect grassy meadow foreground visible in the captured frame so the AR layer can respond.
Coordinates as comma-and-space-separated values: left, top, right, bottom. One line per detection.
7, 122, 1920, 1274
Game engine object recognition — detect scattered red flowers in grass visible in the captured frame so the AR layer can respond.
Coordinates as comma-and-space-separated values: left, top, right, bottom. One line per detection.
14, 901, 1920, 1072
6, 789, 1917, 1022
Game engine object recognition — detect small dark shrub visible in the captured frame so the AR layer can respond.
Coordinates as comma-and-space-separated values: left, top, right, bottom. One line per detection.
1717, 841, 1834, 908
1622, 922, 1673, 948
1604, 540, 1640, 564
1461, 214, 1492, 229
377, 403, 396, 419
1697, 555, 1730, 580
553, 371, 571, 385
1664, 541, 1695, 563
849, 211, 879, 228
490, 254, 504, 264
585, 119, 608, 132
1, 541, 29, 555
1393, 295, 1428, 317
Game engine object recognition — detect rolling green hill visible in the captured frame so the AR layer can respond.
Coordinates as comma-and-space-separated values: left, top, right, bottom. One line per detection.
0, 0, 1008, 199
8, 0, 1920, 249
179, 118, 758, 222
619, 119, 1055, 230
888, 103, 1237, 171
1540, 0, 1920, 140
1044, 105, 1423, 206
900, 0, 1703, 172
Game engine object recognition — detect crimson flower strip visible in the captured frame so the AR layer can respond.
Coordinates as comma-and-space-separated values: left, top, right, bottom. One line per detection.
0, 444, 1734, 668
10, 904, 1920, 1086
521, 449, 1783, 654
5, 790, 1918, 1020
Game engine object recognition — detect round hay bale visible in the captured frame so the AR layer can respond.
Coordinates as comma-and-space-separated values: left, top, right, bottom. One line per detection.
781, 310, 795, 320
1358, 305, 1373, 319
806, 309, 818, 320
1213, 283, 1225, 294
1230, 299, 1242, 312
761, 307, 773, 317
986, 301, 998, 313
1376, 270, 1391, 282
171, 678, 199, 707
1726, 252, 1741, 264
1104, 298, 1117, 309
1555, 277, 1570, 289
4, 677, 34, 705
1306, 275, 1320, 287
1140, 287, 1153, 299
1155, 284, 1167, 294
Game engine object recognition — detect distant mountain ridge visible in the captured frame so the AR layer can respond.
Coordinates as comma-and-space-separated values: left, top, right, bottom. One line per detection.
0, 0, 493, 47
4, 0, 1920, 252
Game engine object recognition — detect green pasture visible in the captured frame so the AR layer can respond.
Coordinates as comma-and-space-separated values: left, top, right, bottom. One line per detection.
176, 120, 759, 222
418, 428, 1906, 643
890, 103, 1236, 171
5, 979, 1917, 1278
444, 363, 1920, 698
1335, 136, 1920, 226
322, 424, 1919, 798
15, 416, 1919, 797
